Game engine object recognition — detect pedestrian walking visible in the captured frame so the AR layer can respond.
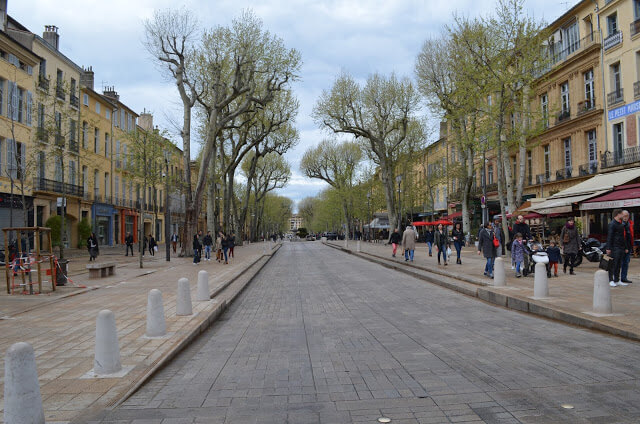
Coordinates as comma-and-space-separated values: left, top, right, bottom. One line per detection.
606, 209, 629, 287
621, 210, 634, 284
477, 222, 497, 278
546, 240, 561, 277
221, 233, 230, 264
87, 232, 99, 262
560, 218, 580, 275
389, 228, 401, 258
193, 231, 202, 265
148, 235, 156, 256
170, 232, 178, 253
229, 233, 236, 259
125, 232, 134, 256
492, 219, 505, 256
216, 231, 223, 262
434, 223, 449, 266
425, 228, 434, 257
401, 226, 416, 262
451, 222, 464, 265
511, 233, 525, 277
203, 231, 213, 261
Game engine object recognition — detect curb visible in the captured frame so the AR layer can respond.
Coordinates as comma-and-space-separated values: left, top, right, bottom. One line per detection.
107, 243, 281, 410
324, 242, 640, 342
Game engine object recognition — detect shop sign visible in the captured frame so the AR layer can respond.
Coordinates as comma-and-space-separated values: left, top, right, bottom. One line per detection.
608, 99, 640, 121
580, 198, 640, 210
94, 204, 114, 216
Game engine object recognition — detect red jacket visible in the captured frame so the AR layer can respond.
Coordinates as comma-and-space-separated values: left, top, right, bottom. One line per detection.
625, 219, 635, 245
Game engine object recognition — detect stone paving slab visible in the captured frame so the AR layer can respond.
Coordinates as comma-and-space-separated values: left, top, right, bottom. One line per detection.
327, 240, 640, 341
0, 241, 280, 424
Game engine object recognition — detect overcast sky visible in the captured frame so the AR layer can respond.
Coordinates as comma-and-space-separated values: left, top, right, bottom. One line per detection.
11, 0, 570, 209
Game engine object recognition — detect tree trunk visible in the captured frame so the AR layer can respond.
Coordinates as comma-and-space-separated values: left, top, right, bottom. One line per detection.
380, 160, 397, 239
206, 151, 216, 235
462, 145, 474, 237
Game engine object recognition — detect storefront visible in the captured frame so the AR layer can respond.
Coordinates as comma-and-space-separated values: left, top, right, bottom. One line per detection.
579, 183, 640, 240
92, 203, 115, 246
0, 193, 34, 246
120, 209, 138, 243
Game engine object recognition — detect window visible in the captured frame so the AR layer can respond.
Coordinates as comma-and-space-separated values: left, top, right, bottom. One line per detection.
94, 169, 99, 198
584, 69, 594, 109
17, 87, 24, 123
587, 130, 597, 164
544, 145, 550, 180
106, 109, 110, 120
120, 109, 125, 129
9, 81, 19, 121
54, 157, 62, 182
0, 78, 4, 116
105, 173, 110, 199
83, 93, 88, 106
70, 78, 76, 101
123, 144, 128, 169
82, 166, 88, 195
611, 62, 621, 93
635, 0, 640, 19
114, 108, 119, 127
122, 178, 126, 202
56, 69, 63, 99
94, 128, 99, 153
37, 151, 45, 180
561, 82, 570, 114
37, 104, 45, 137
115, 175, 119, 202
69, 160, 76, 186
563, 138, 572, 169
115, 140, 121, 168
541, 93, 548, 127
69, 119, 76, 143
54, 112, 62, 140
563, 21, 579, 55
38, 59, 46, 79
607, 13, 618, 36
82, 121, 88, 148
488, 164, 494, 184
95, 102, 100, 114
25, 91, 32, 126
105, 133, 110, 157
527, 151, 532, 184
613, 122, 624, 155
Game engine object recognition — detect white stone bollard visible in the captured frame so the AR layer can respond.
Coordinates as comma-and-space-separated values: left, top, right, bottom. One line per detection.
4, 342, 45, 424
146, 289, 166, 337
493, 257, 506, 287
593, 269, 612, 314
94, 309, 122, 375
533, 262, 549, 298
356, 240, 361, 252
176, 278, 193, 316
196, 270, 210, 301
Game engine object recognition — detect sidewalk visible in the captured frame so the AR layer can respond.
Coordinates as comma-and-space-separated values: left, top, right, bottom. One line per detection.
327, 240, 640, 342
0, 241, 280, 424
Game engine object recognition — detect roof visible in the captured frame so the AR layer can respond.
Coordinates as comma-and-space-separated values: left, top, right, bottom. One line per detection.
580, 183, 640, 211
530, 167, 640, 215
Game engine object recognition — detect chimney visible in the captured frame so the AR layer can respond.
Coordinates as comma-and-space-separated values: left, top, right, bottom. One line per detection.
0, 0, 7, 32
138, 110, 153, 132
43, 25, 59, 50
81, 66, 94, 90
102, 86, 119, 102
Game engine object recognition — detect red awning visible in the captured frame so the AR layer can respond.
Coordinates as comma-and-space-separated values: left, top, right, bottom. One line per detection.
523, 212, 543, 219
448, 211, 462, 219
580, 183, 640, 211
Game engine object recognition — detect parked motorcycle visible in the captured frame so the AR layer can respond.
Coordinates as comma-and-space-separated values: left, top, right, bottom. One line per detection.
573, 238, 605, 267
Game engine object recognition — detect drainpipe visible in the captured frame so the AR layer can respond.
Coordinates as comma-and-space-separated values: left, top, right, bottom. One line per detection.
593, 0, 609, 154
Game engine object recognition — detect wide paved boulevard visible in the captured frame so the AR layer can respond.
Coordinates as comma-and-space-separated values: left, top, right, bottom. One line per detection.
88, 242, 640, 423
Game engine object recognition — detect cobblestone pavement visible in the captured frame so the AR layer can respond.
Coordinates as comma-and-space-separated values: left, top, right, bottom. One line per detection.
89, 241, 640, 424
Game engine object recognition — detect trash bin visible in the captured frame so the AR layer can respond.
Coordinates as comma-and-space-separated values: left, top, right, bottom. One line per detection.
56, 259, 69, 286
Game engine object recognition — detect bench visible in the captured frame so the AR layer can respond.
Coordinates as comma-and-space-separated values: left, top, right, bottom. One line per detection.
86, 262, 116, 278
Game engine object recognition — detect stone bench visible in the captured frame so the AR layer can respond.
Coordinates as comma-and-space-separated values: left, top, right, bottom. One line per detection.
86, 262, 116, 278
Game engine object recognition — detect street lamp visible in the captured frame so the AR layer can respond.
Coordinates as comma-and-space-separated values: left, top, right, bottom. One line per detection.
396, 175, 403, 229
163, 151, 171, 262
366, 191, 371, 242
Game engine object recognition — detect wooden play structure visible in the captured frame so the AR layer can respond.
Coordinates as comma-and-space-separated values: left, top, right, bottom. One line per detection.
3, 226, 56, 294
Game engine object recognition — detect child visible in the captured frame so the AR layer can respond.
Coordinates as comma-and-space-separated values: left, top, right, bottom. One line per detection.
511, 233, 525, 278
546, 240, 562, 277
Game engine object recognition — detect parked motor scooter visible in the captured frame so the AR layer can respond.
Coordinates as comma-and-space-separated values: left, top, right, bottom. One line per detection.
573, 238, 605, 267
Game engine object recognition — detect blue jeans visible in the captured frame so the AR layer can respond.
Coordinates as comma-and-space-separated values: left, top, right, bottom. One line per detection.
437, 245, 447, 263
454, 241, 462, 260
193, 249, 200, 263
204, 245, 211, 259
484, 257, 494, 276
223, 247, 229, 263
621, 251, 631, 281
515, 261, 522, 274
426, 242, 433, 255
404, 249, 414, 261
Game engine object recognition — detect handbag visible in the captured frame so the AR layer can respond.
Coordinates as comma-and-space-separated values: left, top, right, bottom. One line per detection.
599, 254, 613, 271
446, 247, 452, 256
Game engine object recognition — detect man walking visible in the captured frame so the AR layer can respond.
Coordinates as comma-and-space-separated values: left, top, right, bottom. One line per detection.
402, 225, 416, 262
170, 232, 178, 253
203, 231, 213, 261
512, 215, 532, 241
477, 222, 497, 278
621, 210, 634, 284
606, 209, 630, 287
125, 232, 134, 256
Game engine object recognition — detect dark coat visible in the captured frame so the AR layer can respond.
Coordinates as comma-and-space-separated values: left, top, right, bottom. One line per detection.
434, 229, 449, 247
560, 224, 580, 255
389, 232, 402, 244
125, 235, 133, 246
451, 228, 464, 245
203, 235, 213, 246
477, 227, 496, 258
607, 219, 628, 251
512, 222, 532, 240
546, 246, 562, 263
193, 235, 201, 250
425, 230, 434, 243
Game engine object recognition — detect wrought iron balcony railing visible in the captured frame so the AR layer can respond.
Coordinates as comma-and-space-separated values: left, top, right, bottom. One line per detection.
555, 167, 573, 180
602, 146, 640, 169
577, 98, 595, 115
579, 162, 598, 176
556, 109, 571, 124
38, 75, 49, 91
604, 30, 623, 51
536, 173, 551, 184
607, 89, 624, 106
70, 94, 79, 108
36, 127, 48, 142
33, 178, 84, 197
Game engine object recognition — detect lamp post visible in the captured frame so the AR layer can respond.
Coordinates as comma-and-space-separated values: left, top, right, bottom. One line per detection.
396, 175, 403, 229
214, 182, 221, 234
163, 151, 171, 262
366, 191, 371, 242
481, 151, 488, 226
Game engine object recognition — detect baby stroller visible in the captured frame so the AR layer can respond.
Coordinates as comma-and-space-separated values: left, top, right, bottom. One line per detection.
522, 241, 550, 277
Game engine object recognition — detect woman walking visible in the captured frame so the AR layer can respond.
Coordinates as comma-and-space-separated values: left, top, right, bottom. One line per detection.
560, 217, 580, 275
87, 232, 99, 262
434, 223, 449, 266
425, 227, 434, 257
148, 235, 156, 256
451, 222, 464, 265
389, 229, 402, 258
221, 233, 230, 264
477, 222, 497, 278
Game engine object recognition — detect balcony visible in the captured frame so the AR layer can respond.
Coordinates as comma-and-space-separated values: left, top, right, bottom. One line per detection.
33, 178, 84, 197
635, 81, 640, 99
548, 33, 599, 68
555, 167, 573, 180
83, 192, 91, 201
56, 85, 65, 101
527, 174, 533, 186
69, 140, 78, 153
556, 109, 571, 124
54, 134, 64, 148
94, 193, 102, 203
485, 182, 498, 193
604, 31, 623, 51
577, 98, 596, 115
536, 173, 551, 184
579, 162, 598, 176
38, 75, 49, 91
36, 127, 48, 142
607, 89, 624, 106
602, 146, 640, 169
70, 94, 78, 108
631, 18, 640, 37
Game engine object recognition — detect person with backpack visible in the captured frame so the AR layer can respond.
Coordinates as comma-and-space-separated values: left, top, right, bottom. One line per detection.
477, 222, 497, 278
560, 217, 580, 275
